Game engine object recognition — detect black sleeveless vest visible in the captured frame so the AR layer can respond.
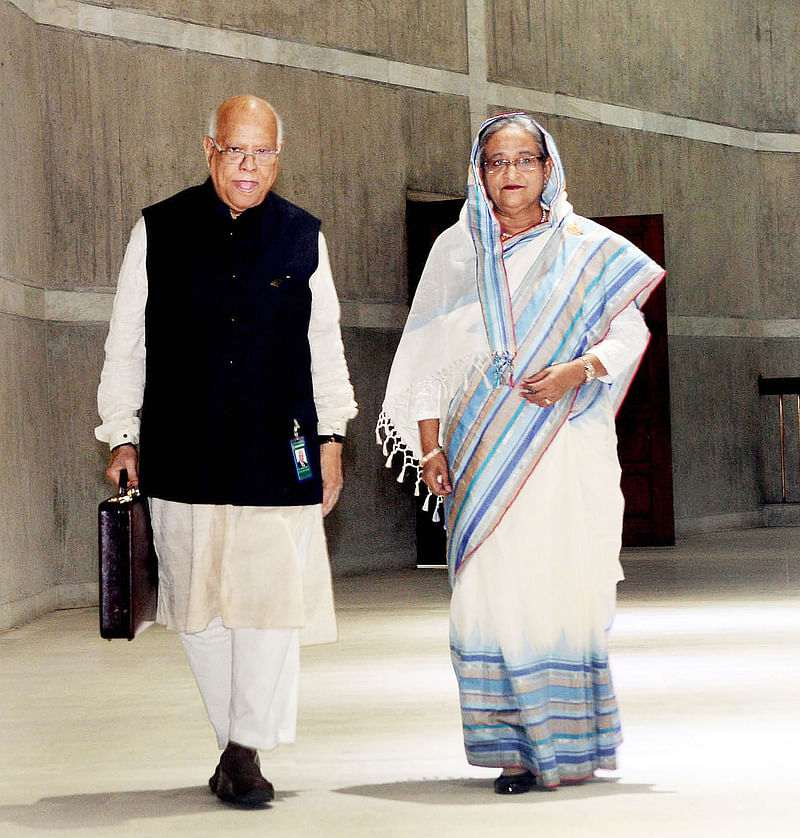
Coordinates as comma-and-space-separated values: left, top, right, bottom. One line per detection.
139, 180, 323, 506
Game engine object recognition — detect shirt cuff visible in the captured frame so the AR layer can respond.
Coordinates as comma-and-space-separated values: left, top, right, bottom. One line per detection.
95, 419, 140, 450
317, 420, 349, 437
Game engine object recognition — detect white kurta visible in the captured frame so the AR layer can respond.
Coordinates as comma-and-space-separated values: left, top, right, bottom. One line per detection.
150, 501, 337, 643
96, 216, 357, 641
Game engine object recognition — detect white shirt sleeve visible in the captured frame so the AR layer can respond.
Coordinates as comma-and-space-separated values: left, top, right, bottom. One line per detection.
308, 233, 358, 436
589, 302, 650, 382
410, 376, 443, 423
95, 218, 148, 449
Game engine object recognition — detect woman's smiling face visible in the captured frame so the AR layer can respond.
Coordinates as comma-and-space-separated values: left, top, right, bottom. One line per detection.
481, 125, 551, 222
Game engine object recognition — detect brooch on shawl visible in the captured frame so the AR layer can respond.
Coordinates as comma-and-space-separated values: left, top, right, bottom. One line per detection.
567, 222, 584, 236
491, 351, 515, 387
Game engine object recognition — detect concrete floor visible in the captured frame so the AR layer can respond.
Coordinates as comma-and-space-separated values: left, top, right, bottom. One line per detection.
1, 528, 799, 837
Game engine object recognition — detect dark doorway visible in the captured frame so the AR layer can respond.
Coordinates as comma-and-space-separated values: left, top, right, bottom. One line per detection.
406, 199, 675, 566
595, 214, 675, 547
406, 197, 463, 566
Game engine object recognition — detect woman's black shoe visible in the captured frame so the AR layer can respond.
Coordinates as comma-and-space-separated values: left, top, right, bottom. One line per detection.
494, 770, 535, 795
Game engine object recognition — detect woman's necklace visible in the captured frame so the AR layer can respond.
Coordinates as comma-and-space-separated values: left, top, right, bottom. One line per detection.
500, 208, 549, 240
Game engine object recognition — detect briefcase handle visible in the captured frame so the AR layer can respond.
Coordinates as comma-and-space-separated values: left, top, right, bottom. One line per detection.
111, 469, 140, 504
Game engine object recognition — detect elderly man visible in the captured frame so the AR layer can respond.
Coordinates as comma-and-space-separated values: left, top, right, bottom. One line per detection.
96, 95, 357, 806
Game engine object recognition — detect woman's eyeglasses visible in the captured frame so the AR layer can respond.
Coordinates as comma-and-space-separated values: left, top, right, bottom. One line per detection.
483, 156, 545, 176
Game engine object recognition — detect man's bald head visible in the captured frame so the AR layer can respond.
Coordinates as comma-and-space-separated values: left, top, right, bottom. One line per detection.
208, 95, 283, 147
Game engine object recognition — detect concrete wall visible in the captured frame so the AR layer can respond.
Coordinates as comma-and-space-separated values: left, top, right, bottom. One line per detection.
1, 0, 798, 629
759, 146, 800, 509
0, 2, 58, 628
0, 316, 56, 627
754, 0, 800, 131
90, 0, 469, 71
488, 0, 789, 130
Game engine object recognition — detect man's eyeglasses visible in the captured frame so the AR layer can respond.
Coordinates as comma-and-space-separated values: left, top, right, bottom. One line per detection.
210, 139, 280, 167
483, 156, 545, 176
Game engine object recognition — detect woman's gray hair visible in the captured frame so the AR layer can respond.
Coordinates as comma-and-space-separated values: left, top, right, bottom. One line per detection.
478, 114, 548, 164
206, 105, 284, 148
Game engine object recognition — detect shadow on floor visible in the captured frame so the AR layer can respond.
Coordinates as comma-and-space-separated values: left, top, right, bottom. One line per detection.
334, 775, 667, 805
0, 787, 297, 830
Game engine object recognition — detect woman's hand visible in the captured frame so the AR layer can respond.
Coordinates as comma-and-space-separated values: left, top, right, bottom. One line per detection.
421, 452, 452, 497
417, 417, 452, 496
519, 359, 586, 408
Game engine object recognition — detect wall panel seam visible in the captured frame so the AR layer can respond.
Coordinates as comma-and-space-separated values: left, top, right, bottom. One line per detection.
4, 280, 800, 336
7, 0, 799, 153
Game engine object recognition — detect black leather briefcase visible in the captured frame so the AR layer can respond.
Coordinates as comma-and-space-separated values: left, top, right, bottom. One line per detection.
98, 471, 158, 640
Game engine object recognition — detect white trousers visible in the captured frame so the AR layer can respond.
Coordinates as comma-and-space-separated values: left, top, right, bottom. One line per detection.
180, 617, 300, 751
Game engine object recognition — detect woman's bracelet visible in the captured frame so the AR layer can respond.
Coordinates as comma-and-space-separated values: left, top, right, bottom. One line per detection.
420, 446, 443, 467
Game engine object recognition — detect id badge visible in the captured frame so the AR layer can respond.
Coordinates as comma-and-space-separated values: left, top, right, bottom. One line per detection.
291, 436, 313, 482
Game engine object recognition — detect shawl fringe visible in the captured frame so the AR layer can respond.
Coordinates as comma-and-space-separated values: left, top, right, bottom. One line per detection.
376, 410, 443, 522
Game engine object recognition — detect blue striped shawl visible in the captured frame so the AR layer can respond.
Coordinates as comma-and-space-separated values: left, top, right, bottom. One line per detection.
445, 116, 664, 581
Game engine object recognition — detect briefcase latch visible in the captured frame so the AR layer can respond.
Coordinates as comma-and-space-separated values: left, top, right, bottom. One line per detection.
108, 469, 140, 504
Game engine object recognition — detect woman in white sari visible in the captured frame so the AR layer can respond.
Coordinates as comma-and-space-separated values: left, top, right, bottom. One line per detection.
378, 113, 665, 794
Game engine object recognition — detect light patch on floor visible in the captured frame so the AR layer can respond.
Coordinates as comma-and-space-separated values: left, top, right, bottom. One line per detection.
0, 528, 798, 837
